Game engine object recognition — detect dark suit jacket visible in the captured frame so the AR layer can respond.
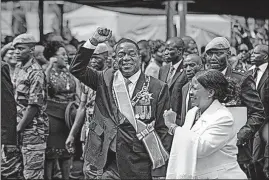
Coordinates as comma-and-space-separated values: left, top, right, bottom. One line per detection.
1, 62, 17, 145
224, 65, 265, 162
256, 66, 269, 121
158, 62, 188, 125
180, 82, 191, 126
70, 47, 172, 179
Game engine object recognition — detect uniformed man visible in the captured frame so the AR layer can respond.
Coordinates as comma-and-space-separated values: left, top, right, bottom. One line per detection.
66, 27, 172, 179
12, 34, 48, 179
204, 37, 265, 178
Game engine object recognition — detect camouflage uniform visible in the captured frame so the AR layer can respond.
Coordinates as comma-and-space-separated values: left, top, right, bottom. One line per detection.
13, 58, 48, 179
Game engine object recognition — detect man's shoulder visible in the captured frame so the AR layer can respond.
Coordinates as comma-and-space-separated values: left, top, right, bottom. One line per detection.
26, 60, 43, 73
148, 74, 167, 88
182, 81, 190, 89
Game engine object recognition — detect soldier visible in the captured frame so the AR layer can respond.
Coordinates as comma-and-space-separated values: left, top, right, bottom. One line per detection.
204, 37, 265, 178
66, 27, 172, 179
12, 34, 48, 179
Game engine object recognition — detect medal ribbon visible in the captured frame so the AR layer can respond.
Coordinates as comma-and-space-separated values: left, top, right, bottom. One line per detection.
113, 70, 169, 169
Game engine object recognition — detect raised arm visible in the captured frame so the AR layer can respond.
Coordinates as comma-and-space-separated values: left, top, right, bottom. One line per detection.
69, 27, 112, 91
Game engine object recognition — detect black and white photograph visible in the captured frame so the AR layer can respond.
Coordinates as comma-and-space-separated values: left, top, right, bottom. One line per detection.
1, 0, 268, 179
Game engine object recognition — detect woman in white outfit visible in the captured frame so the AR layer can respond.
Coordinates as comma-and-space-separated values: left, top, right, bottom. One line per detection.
164, 69, 247, 179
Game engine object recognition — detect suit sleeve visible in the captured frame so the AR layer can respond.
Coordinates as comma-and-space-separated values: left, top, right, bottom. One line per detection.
69, 46, 102, 91
196, 115, 234, 158
152, 83, 173, 177
237, 75, 265, 144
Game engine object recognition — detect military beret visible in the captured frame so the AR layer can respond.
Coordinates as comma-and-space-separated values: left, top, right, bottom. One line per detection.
12, 33, 37, 46
93, 43, 108, 55
205, 37, 230, 52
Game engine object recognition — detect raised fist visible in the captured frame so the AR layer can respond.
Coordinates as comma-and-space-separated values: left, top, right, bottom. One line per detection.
49, 57, 58, 65
90, 27, 112, 46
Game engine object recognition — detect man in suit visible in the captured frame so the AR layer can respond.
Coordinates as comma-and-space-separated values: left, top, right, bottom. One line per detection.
180, 54, 204, 126
1, 61, 23, 179
204, 37, 265, 178
159, 37, 188, 125
66, 27, 172, 179
250, 44, 269, 180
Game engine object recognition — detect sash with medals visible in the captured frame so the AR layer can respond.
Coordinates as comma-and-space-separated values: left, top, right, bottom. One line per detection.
112, 70, 169, 169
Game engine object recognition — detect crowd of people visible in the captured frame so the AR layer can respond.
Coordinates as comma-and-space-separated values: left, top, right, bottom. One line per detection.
1, 23, 268, 180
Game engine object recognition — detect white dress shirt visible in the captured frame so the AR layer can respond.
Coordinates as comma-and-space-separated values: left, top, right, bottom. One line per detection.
221, 67, 228, 75
170, 60, 182, 79
83, 39, 97, 49
126, 69, 141, 98
249, 62, 268, 88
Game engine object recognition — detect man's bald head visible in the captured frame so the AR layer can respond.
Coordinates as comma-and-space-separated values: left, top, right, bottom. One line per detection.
185, 54, 202, 65
251, 44, 269, 66
166, 37, 185, 49
164, 37, 184, 64
183, 54, 203, 81
256, 44, 269, 55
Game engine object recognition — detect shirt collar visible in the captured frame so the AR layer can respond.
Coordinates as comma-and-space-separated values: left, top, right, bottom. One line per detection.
171, 59, 182, 70
128, 69, 141, 84
221, 67, 228, 75
20, 58, 34, 70
249, 62, 268, 72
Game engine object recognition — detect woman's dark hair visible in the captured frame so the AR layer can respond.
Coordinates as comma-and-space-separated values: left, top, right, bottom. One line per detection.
195, 69, 229, 103
151, 39, 165, 54
43, 41, 65, 61
115, 38, 140, 54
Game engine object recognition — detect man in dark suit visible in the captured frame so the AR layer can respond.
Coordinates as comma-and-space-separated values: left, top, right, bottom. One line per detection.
204, 37, 265, 178
159, 37, 188, 125
180, 54, 203, 126
250, 44, 269, 180
1, 61, 23, 179
66, 27, 172, 179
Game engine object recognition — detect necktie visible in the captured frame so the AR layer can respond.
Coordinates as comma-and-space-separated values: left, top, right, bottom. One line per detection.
253, 66, 260, 82
125, 78, 132, 96
167, 66, 175, 85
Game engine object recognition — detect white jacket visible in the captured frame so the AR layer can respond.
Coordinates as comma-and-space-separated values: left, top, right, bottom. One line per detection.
166, 100, 247, 179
